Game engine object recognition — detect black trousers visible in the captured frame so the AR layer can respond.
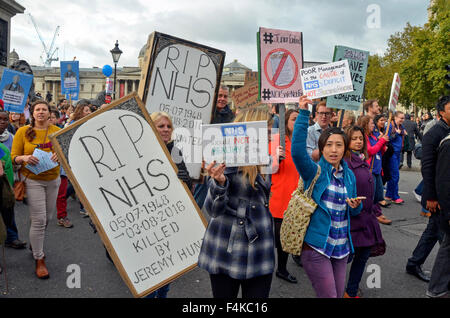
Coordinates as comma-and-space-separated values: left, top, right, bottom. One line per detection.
273, 218, 290, 273
209, 273, 272, 298
407, 213, 444, 267
401, 151, 413, 168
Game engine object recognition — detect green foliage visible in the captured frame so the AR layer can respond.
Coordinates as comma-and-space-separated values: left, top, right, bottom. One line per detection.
365, 0, 450, 111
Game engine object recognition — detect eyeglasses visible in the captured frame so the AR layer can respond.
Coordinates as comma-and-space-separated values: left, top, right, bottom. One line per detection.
317, 112, 332, 117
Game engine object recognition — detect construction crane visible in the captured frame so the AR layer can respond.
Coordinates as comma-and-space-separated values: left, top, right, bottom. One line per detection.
28, 13, 60, 67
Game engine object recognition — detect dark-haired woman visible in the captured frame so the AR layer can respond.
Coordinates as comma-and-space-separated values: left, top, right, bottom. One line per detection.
11, 101, 60, 279
268, 109, 300, 283
358, 115, 392, 225
291, 96, 362, 298
343, 126, 385, 298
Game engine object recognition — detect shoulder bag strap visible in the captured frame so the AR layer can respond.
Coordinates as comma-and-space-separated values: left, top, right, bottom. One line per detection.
305, 165, 321, 198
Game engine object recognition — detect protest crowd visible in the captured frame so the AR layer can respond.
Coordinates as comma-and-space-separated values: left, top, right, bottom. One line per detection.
0, 81, 448, 299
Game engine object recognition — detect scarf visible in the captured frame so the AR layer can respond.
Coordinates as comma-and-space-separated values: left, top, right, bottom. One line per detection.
0, 130, 11, 143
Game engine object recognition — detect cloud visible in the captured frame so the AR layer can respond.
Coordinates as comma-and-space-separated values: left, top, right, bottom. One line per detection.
10, 0, 429, 70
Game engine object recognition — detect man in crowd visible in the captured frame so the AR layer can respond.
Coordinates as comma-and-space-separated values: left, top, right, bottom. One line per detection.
211, 86, 235, 124
194, 85, 235, 209
364, 99, 381, 118
406, 96, 450, 283
402, 113, 420, 169
427, 108, 450, 297
306, 101, 332, 162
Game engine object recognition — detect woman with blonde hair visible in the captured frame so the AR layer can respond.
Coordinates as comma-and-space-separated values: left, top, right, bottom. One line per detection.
11, 100, 60, 279
144, 111, 192, 298
198, 106, 275, 298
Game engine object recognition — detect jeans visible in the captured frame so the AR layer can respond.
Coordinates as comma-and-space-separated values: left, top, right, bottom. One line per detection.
428, 233, 450, 294
407, 213, 444, 268
26, 178, 60, 260
209, 273, 272, 298
346, 247, 372, 297
6, 213, 19, 243
301, 247, 349, 298
145, 284, 170, 298
386, 152, 401, 200
274, 218, 290, 274
415, 180, 424, 196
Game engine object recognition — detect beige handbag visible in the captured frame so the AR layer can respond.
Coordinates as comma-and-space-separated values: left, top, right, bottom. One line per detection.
280, 165, 321, 256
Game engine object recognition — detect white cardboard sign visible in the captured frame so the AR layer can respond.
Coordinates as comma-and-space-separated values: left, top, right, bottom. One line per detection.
50, 94, 206, 297
300, 60, 354, 99
202, 121, 270, 167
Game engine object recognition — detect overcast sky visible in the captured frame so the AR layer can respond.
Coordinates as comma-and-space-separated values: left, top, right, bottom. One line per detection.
10, 0, 430, 70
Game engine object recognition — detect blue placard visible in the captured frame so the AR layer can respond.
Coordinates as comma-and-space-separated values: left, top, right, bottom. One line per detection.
0, 69, 33, 113
60, 61, 80, 96
221, 124, 247, 137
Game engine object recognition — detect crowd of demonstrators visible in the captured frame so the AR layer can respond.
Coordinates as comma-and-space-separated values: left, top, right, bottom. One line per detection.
0, 86, 448, 300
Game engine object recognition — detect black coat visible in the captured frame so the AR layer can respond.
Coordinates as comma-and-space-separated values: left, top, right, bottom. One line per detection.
211, 105, 235, 124
436, 134, 450, 234
403, 119, 419, 151
166, 141, 193, 192
421, 119, 450, 205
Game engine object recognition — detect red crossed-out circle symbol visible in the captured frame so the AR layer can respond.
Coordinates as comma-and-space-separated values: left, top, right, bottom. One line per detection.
264, 48, 299, 90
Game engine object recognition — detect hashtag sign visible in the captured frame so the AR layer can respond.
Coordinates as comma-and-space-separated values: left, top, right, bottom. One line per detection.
263, 32, 273, 44
262, 89, 271, 100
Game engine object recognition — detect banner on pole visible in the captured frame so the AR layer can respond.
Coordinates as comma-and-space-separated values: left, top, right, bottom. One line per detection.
258, 27, 303, 103
388, 73, 401, 111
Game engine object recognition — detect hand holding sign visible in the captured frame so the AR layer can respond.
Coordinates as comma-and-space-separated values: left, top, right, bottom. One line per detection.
205, 161, 226, 186
298, 95, 313, 110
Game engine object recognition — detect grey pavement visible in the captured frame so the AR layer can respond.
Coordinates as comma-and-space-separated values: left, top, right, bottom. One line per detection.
0, 157, 440, 298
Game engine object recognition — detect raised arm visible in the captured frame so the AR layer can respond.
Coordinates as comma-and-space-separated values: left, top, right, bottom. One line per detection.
291, 96, 319, 184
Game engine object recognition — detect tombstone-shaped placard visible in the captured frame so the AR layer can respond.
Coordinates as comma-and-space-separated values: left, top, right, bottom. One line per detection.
49, 93, 207, 297
138, 32, 226, 180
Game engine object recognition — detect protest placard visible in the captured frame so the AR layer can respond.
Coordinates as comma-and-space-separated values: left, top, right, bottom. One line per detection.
138, 32, 226, 180
0, 68, 33, 113
231, 81, 261, 110
388, 73, 401, 111
60, 61, 80, 97
326, 46, 369, 111
258, 27, 303, 103
300, 60, 354, 99
202, 120, 270, 167
49, 93, 207, 297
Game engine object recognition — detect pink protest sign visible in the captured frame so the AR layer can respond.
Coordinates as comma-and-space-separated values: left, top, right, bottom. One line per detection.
258, 27, 303, 103
388, 73, 401, 111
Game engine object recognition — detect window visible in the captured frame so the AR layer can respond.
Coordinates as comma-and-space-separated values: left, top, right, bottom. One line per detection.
80, 84, 84, 91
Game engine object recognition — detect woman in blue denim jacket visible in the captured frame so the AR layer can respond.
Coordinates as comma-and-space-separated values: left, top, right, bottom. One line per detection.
291, 96, 362, 298
197, 107, 275, 298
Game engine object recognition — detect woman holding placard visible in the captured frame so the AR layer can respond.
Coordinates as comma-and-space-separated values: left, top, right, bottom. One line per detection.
11, 100, 60, 279
290, 95, 362, 298
198, 106, 275, 298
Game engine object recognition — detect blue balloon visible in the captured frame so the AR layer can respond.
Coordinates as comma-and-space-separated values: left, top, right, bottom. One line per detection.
102, 65, 113, 77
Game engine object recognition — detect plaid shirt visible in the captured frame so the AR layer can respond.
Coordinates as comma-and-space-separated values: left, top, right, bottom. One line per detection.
198, 167, 275, 280
309, 166, 350, 259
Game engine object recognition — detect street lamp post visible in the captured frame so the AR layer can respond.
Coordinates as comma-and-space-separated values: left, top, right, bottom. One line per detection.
110, 40, 122, 100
